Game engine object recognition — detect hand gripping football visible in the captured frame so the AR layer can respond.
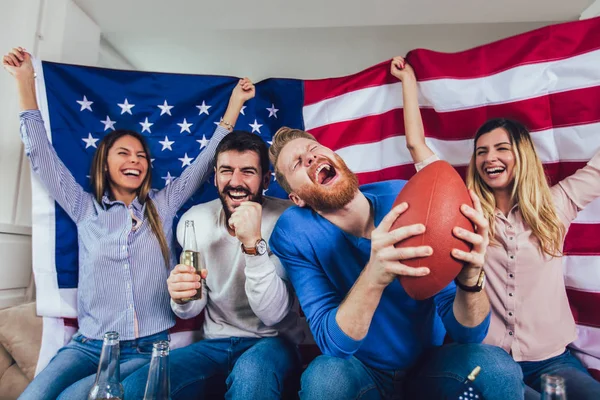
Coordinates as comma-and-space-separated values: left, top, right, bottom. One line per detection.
391, 160, 474, 300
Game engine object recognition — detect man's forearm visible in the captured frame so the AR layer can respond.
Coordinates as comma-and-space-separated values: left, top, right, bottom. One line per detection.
335, 270, 385, 340
453, 286, 490, 327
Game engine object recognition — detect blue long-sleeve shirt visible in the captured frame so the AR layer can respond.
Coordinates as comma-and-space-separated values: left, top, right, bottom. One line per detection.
20, 110, 228, 340
270, 180, 490, 370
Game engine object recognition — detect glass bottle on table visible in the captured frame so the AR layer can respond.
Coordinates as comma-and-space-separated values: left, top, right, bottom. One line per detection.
541, 374, 567, 400
143, 340, 172, 400
180, 220, 203, 302
88, 331, 124, 400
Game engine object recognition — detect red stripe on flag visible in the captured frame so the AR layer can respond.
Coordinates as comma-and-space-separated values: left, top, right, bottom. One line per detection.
64, 318, 78, 329
304, 60, 395, 106
590, 369, 600, 382
564, 224, 600, 256
170, 314, 205, 333
309, 85, 600, 149
303, 18, 600, 105
408, 17, 600, 81
567, 288, 600, 328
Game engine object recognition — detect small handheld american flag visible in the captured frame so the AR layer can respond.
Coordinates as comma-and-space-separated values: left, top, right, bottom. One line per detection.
449, 366, 483, 400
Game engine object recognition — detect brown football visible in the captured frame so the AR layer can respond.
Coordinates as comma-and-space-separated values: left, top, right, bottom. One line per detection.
391, 160, 474, 300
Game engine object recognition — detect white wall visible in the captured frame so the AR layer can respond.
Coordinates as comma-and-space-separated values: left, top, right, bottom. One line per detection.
109, 21, 553, 80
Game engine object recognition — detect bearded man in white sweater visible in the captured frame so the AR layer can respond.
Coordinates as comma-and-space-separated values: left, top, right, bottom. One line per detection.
123, 131, 305, 399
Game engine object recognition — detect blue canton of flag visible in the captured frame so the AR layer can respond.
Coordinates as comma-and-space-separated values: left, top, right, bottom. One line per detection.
41, 62, 304, 288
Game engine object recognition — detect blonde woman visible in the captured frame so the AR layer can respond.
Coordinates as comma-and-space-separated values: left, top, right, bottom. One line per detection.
3, 47, 254, 399
393, 55, 600, 399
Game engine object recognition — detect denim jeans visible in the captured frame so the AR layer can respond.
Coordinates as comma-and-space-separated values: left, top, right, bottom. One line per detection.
300, 343, 525, 400
520, 349, 600, 399
122, 336, 301, 400
18, 330, 168, 400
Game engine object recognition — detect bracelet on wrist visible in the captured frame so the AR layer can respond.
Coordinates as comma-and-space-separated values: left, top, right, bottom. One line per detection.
220, 120, 234, 132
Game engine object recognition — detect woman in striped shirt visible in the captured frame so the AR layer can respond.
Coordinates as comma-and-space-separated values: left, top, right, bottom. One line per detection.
395, 55, 600, 399
3, 47, 255, 399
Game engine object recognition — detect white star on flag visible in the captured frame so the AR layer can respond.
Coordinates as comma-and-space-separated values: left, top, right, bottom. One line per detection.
82, 133, 99, 149
150, 158, 155, 167
159, 136, 175, 151
177, 118, 193, 134
157, 100, 174, 116
262, 189, 269, 196
118, 98, 135, 115
249, 119, 263, 133
101, 116, 116, 131
214, 117, 223, 127
196, 101, 211, 115
240, 106, 247, 115
197, 135, 210, 150
161, 171, 175, 185
139, 117, 154, 133
271, 171, 277, 181
178, 153, 194, 167
266, 104, 279, 118
76, 96, 93, 112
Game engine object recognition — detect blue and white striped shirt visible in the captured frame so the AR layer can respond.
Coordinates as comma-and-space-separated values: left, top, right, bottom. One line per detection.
20, 110, 228, 340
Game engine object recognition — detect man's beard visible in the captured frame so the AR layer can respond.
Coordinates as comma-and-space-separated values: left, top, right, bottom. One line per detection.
294, 154, 359, 212
219, 185, 263, 220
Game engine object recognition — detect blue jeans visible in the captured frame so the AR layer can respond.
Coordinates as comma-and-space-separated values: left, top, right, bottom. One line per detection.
122, 336, 301, 400
520, 349, 600, 399
300, 343, 525, 400
19, 330, 168, 400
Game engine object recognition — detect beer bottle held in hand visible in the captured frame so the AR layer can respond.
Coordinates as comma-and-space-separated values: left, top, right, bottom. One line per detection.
541, 374, 567, 400
143, 341, 172, 400
180, 220, 203, 302
88, 331, 124, 400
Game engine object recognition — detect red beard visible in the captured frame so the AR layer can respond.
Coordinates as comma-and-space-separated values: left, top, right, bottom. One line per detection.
294, 154, 359, 211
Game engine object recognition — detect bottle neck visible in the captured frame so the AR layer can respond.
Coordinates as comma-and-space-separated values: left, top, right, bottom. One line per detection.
541, 375, 567, 400
143, 345, 170, 399
95, 341, 121, 384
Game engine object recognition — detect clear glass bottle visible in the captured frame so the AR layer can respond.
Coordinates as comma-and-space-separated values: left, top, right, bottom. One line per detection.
88, 331, 124, 400
180, 220, 203, 302
541, 374, 567, 400
143, 340, 171, 400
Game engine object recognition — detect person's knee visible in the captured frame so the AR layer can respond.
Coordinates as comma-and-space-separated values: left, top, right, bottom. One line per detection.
466, 344, 523, 387
300, 356, 368, 400
232, 353, 275, 381
476, 345, 521, 376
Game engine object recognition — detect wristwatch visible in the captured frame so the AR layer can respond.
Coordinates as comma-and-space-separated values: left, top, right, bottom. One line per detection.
241, 238, 268, 256
454, 269, 486, 292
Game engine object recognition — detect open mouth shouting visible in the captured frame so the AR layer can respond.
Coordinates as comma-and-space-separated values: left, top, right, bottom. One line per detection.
484, 165, 506, 179
121, 168, 142, 180
226, 186, 251, 203
314, 162, 338, 186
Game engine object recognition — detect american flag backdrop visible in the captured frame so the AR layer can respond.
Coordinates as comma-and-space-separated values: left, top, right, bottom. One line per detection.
31, 16, 600, 383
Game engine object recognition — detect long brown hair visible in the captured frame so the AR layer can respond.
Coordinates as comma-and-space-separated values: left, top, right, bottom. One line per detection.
466, 119, 565, 257
90, 130, 171, 268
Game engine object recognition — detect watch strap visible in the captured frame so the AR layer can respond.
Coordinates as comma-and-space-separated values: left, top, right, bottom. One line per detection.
454, 269, 486, 292
241, 238, 266, 256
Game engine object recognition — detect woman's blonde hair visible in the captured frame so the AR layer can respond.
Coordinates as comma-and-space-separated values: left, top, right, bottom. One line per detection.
90, 130, 171, 268
466, 119, 565, 257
